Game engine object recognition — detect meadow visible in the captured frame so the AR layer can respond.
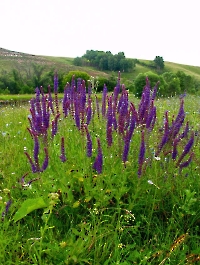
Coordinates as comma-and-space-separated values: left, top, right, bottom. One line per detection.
0, 73, 200, 264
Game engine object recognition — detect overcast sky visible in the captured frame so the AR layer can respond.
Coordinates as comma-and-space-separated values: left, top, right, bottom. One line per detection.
1, 0, 200, 66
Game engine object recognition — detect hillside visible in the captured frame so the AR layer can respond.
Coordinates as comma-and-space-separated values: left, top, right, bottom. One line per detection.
0, 47, 109, 78
1, 47, 200, 87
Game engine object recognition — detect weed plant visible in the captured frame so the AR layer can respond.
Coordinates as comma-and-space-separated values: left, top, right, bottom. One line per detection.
0, 73, 200, 264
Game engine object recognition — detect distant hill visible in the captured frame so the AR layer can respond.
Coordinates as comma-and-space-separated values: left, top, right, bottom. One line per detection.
1, 47, 200, 83
0, 47, 109, 78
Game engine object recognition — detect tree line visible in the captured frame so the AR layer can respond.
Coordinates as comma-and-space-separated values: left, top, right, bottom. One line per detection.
133, 70, 200, 97
73, 50, 136, 72
0, 64, 65, 94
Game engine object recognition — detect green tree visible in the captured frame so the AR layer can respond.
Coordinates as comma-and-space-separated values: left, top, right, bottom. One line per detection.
73, 57, 83, 66
154, 56, 164, 71
134, 71, 166, 97
94, 76, 116, 92
0, 70, 15, 94
162, 72, 181, 96
176, 71, 194, 92
62, 71, 90, 88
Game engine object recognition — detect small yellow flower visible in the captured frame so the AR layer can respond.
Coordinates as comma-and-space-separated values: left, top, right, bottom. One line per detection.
3, 188, 10, 194
60, 241, 67, 248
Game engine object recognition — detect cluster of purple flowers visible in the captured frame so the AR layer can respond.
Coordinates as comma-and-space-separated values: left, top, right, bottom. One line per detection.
25, 72, 195, 178
25, 77, 63, 173
155, 98, 194, 171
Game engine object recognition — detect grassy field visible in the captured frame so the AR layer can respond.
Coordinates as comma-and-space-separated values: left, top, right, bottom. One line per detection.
0, 75, 200, 264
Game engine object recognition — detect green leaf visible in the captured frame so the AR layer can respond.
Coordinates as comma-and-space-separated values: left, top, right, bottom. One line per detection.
13, 197, 47, 222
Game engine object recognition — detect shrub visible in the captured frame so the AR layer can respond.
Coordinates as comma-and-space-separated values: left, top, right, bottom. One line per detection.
134, 71, 166, 97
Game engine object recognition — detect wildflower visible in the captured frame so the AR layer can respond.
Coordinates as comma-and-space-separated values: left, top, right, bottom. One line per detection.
84, 125, 92, 157
86, 97, 92, 125
54, 72, 60, 114
176, 132, 194, 166
95, 95, 100, 119
151, 81, 159, 101
41, 147, 49, 171
51, 113, 60, 137
93, 138, 103, 174
33, 134, 40, 170
107, 126, 113, 147
60, 137, 67, 162
179, 152, 194, 171
74, 98, 80, 130
24, 152, 37, 173
106, 96, 113, 146
102, 84, 107, 117
147, 180, 160, 189
48, 85, 54, 115
2, 199, 12, 217
54, 72, 59, 94
172, 137, 179, 160
138, 130, 145, 177
122, 137, 130, 163
148, 180, 154, 185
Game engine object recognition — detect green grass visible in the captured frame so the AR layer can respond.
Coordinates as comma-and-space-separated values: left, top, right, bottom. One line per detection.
0, 83, 200, 264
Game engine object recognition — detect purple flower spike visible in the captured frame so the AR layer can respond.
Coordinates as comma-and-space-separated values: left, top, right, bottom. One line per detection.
176, 132, 194, 166
41, 147, 49, 171
24, 152, 37, 173
48, 85, 55, 115
51, 114, 60, 137
86, 98, 92, 125
74, 98, 80, 130
95, 95, 100, 119
2, 200, 12, 217
84, 125, 92, 157
172, 138, 179, 160
107, 126, 113, 147
54, 72, 60, 114
151, 81, 159, 101
54, 72, 59, 94
122, 138, 130, 163
138, 130, 145, 177
33, 135, 40, 170
60, 137, 67, 162
93, 138, 103, 174
102, 84, 107, 117
179, 152, 194, 171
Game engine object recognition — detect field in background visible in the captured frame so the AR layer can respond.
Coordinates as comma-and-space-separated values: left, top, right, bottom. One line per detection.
1, 47, 200, 83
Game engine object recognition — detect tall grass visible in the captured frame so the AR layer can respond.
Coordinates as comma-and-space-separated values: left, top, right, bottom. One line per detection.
0, 74, 200, 264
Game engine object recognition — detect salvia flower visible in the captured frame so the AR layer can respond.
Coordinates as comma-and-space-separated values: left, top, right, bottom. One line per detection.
138, 130, 145, 177
51, 113, 60, 137
2, 199, 12, 217
33, 134, 40, 171
122, 137, 130, 163
172, 137, 179, 160
106, 96, 113, 146
54, 72, 60, 114
179, 152, 194, 171
41, 147, 49, 171
102, 84, 107, 117
86, 97, 92, 125
24, 152, 37, 173
176, 132, 194, 166
84, 125, 92, 157
93, 138, 103, 174
74, 97, 80, 130
95, 95, 100, 119
48, 85, 55, 115
151, 81, 159, 101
